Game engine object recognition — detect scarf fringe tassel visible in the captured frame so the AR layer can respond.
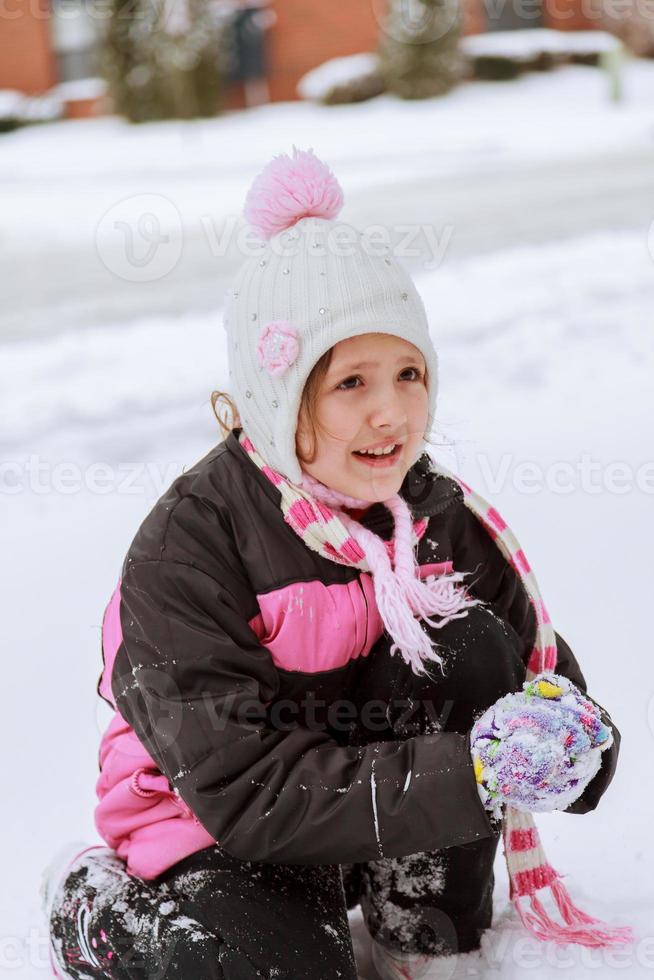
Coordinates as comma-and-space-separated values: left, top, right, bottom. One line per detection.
514, 876, 635, 947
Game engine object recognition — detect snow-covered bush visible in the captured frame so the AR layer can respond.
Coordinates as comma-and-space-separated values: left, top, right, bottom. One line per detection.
0, 90, 26, 133
99, 0, 231, 122
461, 28, 622, 81
296, 53, 384, 105
0, 89, 63, 134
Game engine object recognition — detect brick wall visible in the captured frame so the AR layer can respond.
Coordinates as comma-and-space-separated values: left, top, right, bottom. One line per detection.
543, 0, 599, 30
0, 0, 56, 94
266, 0, 384, 102
464, 0, 599, 32
462, 0, 489, 36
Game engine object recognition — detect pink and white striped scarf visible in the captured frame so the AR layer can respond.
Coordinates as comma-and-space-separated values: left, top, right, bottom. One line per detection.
240, 430, 633, 950
239, 432, 480, 677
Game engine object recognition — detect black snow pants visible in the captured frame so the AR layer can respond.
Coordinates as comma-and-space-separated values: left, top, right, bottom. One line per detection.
49, 606, 526, 978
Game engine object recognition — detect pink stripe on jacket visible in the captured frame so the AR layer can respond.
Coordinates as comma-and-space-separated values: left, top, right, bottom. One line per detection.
94, 581, 213, 880
94, 561, 454, 880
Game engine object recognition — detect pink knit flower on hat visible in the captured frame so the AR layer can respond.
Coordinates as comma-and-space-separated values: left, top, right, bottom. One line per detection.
256, 320, 299, 378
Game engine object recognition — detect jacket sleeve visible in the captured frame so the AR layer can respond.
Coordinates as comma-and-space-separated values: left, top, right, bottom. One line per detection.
448, 498, 621, 815
113, 555, 498, 865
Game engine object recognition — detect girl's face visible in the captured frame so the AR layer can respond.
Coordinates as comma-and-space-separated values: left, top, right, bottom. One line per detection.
296, 333, 429, 503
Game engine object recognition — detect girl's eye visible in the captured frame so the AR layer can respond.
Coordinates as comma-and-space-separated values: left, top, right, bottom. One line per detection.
336, 368, 424, 391
336, 375, 361, 391
400, 367, 423, 382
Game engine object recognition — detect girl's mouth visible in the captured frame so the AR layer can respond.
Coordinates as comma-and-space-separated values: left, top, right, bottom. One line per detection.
352, 443, 401, 467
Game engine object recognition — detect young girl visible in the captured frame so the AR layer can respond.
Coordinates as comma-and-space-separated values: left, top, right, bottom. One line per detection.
41, 148, 630, 980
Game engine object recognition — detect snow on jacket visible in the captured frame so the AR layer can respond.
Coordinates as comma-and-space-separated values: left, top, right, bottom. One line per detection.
94, 428, 620, 880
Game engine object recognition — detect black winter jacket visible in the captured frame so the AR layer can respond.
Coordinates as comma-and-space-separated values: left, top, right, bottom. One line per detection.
110, 429, 620, 866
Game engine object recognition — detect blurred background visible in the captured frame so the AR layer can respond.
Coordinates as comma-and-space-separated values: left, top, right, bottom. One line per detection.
1, 1, 654, 977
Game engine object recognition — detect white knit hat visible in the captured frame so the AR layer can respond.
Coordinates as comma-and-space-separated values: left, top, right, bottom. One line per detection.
222, 146, 439, 484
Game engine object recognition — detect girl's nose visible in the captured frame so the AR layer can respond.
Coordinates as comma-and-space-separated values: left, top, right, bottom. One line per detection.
368, 390, 408, 430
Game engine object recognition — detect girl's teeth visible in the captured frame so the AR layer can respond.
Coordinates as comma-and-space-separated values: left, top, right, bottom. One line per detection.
358, 444, 396, 456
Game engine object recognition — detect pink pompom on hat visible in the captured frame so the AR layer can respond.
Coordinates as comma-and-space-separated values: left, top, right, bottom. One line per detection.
244, 145, 345, 241
222, 145, 440, 485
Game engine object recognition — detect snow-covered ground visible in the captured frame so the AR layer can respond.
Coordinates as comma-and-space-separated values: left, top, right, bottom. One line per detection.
2, 56, 654, 978
3, 55, 653, 244
2, 56, 654, 343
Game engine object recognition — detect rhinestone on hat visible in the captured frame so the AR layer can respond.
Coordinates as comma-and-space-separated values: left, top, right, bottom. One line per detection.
251, 313, 257, 321
401, 292, 408, 301
319, 307, 328, 315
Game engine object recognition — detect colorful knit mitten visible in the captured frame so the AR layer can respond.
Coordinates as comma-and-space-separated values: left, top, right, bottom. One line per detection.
470, 672, 613, 820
